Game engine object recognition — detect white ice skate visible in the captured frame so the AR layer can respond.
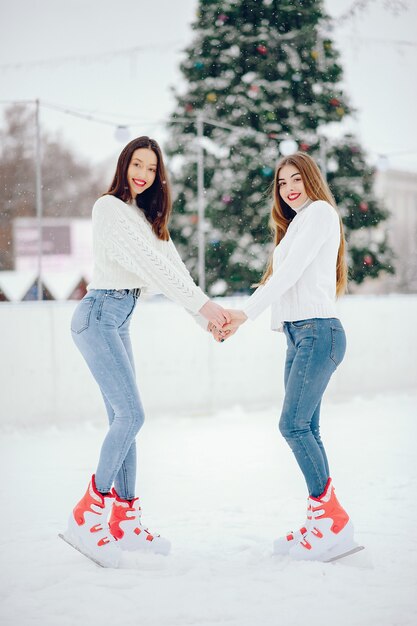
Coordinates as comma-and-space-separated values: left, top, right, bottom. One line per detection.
289, 478, 362, 562
59, 475, 120, 568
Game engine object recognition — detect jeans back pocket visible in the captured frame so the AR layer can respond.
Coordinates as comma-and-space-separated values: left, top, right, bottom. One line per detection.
330, 326, 347, 367
71, 297, 95, 334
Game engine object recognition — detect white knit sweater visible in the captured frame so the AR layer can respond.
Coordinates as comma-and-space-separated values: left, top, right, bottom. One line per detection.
87, 195, 209, 323
242, 200, 341, 331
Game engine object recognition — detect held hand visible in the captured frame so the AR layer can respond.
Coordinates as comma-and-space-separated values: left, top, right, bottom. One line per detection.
208, 322, 238, 343
199, 300, 231, 330
222, 309, 248, 332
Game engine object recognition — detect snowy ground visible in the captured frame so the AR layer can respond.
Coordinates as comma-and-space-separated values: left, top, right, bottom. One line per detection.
1, 393, 416, 626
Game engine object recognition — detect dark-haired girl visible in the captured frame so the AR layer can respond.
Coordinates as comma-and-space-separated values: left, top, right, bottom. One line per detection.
61, 137, 229, 567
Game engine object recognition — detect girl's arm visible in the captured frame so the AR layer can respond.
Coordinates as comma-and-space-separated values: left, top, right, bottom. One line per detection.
242, 202, 337, 321
96, 197, 209, 315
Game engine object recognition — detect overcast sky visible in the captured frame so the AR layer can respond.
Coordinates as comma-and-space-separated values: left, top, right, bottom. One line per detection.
1, 0, 416, 172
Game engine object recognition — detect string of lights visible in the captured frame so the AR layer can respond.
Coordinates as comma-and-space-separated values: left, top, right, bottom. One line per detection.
0, 40, 183, 72
1, 99, 416, 163
335, 0, 409, 24
0, 99, 163, 130
0, 33, 415, 73
346, 37, 416, 47
335, 35, 417, 49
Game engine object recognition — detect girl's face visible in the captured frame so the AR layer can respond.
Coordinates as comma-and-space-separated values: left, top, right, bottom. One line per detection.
277, 164, 309, 210
127, 148, 157, 198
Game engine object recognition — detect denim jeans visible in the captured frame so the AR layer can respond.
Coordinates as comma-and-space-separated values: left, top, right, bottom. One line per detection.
71, 289, 144, 500
279, 318, 346, 498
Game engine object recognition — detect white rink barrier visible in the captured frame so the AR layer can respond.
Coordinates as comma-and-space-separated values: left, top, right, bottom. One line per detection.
0, 294, 416, 426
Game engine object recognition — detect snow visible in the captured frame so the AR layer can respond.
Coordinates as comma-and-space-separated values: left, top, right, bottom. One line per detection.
1, 393, 416, 626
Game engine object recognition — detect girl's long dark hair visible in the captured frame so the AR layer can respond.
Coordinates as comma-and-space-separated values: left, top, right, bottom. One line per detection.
105, 136, 172, 241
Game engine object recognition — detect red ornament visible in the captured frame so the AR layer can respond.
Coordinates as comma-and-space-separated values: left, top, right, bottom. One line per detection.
190, 215, 199, 224
329, 98, 340, 107
363, 254, 373, 266
217, 13, 228, 23
257, 45, 268, 55
185, 103, 194, 113
222, 194, 232, 204
359, 202, 369, 213
300, 142, 310, 151
248, 85, 260, 97
268, 133, 278, 139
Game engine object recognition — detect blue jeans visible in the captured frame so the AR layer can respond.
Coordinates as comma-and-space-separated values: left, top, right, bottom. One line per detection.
71, 289, 144, 500
279, 318, 346, 498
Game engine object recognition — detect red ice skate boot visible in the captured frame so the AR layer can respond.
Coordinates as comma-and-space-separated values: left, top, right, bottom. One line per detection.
60, 475, 120, 568
109, 489, 171, 555
289, 478, 356, 562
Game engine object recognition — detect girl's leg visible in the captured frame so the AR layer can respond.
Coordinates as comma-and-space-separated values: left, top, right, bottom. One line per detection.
273, 330, 312, 556
283, 328, 330, 478
279, 319, 346, 497
77, 327, 144, 495
100, 391, 137, 500
71, 291, 144, 497
98, 315, 139, 499
310, 400, 330, 477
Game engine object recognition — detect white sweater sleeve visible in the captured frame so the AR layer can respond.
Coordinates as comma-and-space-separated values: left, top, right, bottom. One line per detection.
243, 202, 336, 320
95, 197, 209, 314
165, 238, 209, 330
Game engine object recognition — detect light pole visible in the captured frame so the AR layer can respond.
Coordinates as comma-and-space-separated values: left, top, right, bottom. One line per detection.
35, 99, 43, 301
196, 113, 205, 292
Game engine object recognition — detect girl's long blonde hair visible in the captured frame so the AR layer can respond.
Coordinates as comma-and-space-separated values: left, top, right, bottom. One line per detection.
259, 152, 348, 297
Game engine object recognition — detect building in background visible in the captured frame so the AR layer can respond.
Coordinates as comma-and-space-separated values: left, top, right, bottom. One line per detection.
0, 218, 92, 301
13, 217, 92, 275
350, 169, 417, 294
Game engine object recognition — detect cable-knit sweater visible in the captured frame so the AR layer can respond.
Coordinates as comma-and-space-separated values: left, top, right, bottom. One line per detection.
242, 200, 341, 331
87, 195, 209, 321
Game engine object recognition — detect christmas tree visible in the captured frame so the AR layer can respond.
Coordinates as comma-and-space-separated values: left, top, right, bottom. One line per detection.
166, 0, 394, 295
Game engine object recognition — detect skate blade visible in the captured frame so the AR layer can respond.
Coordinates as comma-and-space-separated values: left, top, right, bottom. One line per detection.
58, 533, 109, 568
323, 544, 365, 563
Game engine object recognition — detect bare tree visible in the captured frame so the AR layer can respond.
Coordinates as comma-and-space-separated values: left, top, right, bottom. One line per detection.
0, 104, 102, 269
